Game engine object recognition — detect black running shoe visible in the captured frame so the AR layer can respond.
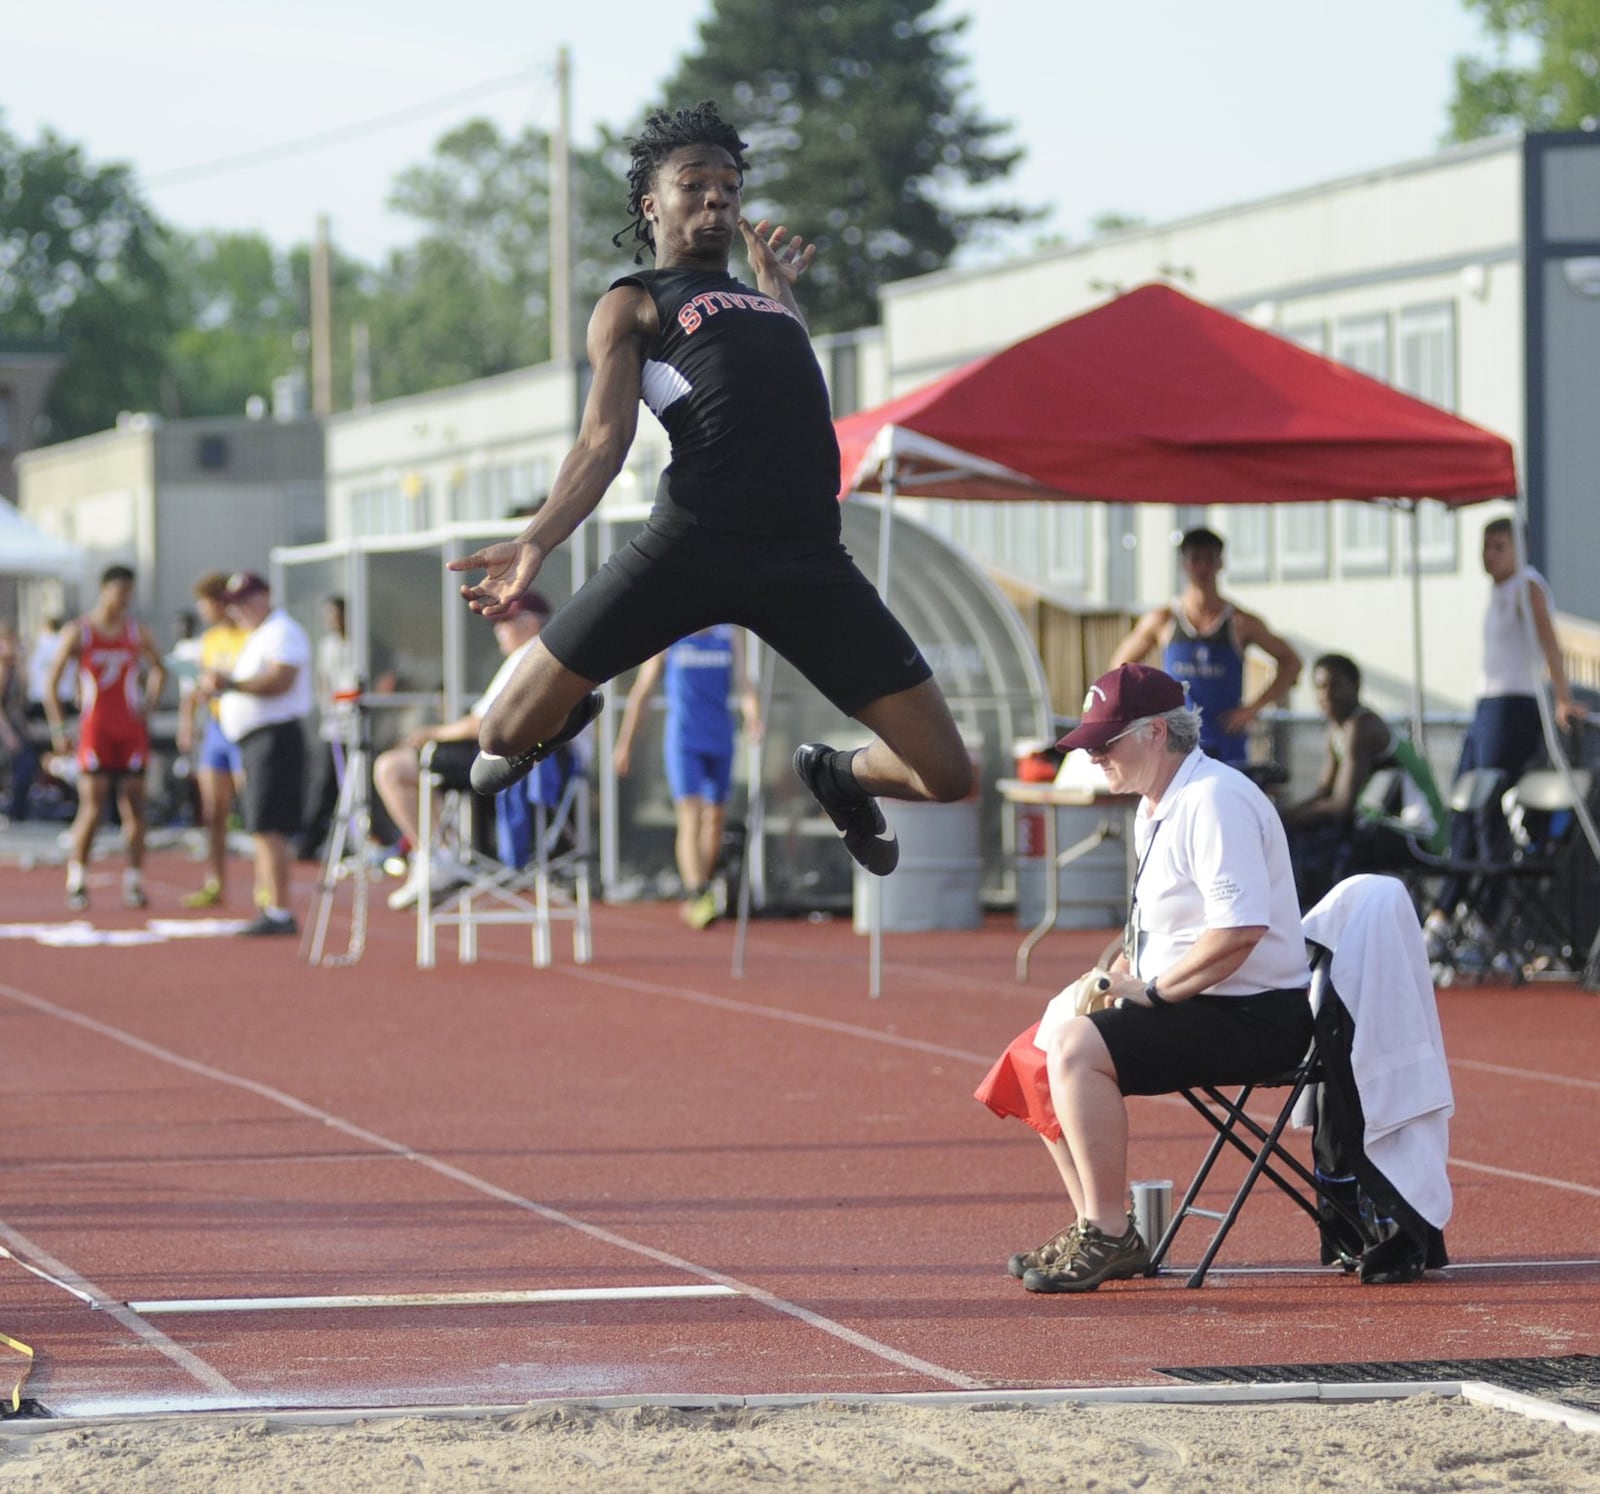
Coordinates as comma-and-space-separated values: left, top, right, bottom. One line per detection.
792, 742, 899, 876
469, 691, 604, 797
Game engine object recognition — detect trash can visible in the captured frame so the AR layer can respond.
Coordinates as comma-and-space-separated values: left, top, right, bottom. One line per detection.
1013, 800, 1127, 930
853, 795, 983, 933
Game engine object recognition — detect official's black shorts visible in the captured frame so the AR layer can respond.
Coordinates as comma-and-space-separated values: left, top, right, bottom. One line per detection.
237, 720, 306, 837
1088, 987, 1313, 1097
539, 517, 932, 717
419, 740, 477, 791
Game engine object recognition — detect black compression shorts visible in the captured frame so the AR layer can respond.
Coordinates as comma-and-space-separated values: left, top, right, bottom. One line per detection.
539, 518, 932, 717
1088, 987, 1313, 1096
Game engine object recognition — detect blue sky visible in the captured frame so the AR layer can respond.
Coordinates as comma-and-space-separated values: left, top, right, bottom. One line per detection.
7, 0, 1495, 267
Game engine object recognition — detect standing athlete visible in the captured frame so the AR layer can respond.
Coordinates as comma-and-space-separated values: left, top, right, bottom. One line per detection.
1109, 527, 1301, 767
449, 101, 972, 872
45, 563, 167, 910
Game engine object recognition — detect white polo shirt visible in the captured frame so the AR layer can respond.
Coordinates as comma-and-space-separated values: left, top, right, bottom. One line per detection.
218, 608, 313, 742
1131, 748, 1310, 995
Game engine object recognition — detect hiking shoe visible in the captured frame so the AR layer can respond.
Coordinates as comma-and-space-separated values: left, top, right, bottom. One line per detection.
66, 885, 89, 912
792, 742, 899, 876
470, 692, 604, 797
1007, 1220, 1083, 1280
182, 879, 224, 909
1022, 1216, 1150, 1294
238, 911, 298, 937
122, 882, 148, 910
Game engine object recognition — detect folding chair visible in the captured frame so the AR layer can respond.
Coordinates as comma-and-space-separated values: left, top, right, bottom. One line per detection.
1148, 876, 1451, 1286
414, 741, 594, 970
1142, 948, 1370, 1288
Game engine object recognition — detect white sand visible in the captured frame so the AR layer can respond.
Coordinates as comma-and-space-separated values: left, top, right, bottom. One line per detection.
3, 1395, 1599, 1492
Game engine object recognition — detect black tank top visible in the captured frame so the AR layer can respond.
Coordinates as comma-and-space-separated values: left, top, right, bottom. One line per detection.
614, 267, 841, 539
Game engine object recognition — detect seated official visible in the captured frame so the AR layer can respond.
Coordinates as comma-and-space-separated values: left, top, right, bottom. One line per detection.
974, 663, 1312, 1294
1280, 653, 1446, 910
375, 591, 550, 910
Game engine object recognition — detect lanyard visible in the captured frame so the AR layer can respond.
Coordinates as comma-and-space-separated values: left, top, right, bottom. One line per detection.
1122, 818, 1163, 975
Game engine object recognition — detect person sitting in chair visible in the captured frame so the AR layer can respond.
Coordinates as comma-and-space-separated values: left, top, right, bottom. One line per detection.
1280, 653, 1447, 910
974, 663, 1311, 1293
376, 591, 551, 911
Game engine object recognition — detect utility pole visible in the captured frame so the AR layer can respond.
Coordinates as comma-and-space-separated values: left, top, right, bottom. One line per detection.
310, 214, 334, 416
550, 45, 574, 364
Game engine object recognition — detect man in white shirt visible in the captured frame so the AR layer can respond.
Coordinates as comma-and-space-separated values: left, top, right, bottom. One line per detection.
1424, 516, 1586, 954
375, 591, 551, 911
988, 663, 1311, 1294
201, 571, 313, 937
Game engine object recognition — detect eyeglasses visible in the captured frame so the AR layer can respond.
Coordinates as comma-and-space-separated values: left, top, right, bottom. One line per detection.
1089, 718, 1154, 758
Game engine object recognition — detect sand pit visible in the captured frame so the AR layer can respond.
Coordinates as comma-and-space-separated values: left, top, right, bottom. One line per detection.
3, 1394, 1599, 1492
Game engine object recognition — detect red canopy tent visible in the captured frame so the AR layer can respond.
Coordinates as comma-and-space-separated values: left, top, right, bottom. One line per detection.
835, 281, 1517, 508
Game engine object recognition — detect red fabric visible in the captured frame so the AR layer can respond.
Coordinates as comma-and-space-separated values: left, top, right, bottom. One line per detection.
973, 1021, 1060, 1141
837, 282, 1516, 508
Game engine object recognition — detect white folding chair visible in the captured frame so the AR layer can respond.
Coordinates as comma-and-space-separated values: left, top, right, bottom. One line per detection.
415, 741, 593, 970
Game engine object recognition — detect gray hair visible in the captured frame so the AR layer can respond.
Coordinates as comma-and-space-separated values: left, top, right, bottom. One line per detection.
1157, 705, 1202, 753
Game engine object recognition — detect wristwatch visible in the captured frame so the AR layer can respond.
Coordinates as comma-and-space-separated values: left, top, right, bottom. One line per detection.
1144, 977, 1169, 1007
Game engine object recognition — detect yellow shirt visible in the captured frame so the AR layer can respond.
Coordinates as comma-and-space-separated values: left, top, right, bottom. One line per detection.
198, 622, 248, 720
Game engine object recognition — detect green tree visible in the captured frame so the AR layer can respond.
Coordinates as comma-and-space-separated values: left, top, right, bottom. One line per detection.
0, 116, 176, 441
1447, 0, 1600, 139
368, 118, 626, 399
656, 0, 1036, 332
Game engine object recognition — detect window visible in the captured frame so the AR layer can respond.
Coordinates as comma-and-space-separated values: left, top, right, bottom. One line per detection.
1047, 503, 1090, 590
1396, 303, 1460, 572
1334, 314, 1394, 575
1277, 503, 1330, 579
350, 482, 406, 536
1282, 322, 1326, 355
1223, 506, 1270, 581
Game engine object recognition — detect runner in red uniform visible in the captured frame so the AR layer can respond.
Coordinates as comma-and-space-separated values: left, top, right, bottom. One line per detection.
44, 565, 167, 911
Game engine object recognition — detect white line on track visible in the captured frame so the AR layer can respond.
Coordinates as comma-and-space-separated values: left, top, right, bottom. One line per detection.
0, 979, 982, 1392
128, 1285, 742, 1315
0, 1221, 241, 1398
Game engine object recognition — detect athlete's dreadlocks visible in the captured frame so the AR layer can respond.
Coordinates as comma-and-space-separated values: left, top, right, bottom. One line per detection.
613, 101, 750, 263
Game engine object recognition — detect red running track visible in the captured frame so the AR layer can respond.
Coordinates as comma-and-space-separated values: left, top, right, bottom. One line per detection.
1, 848, 1597, 1414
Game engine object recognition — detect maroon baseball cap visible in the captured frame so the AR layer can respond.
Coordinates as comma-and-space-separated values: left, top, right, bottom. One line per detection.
220, 570, 269, 604
1057, 663, 1187, 752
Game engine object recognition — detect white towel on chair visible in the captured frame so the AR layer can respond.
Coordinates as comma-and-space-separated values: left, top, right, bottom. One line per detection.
1302, 874, 1454, 1228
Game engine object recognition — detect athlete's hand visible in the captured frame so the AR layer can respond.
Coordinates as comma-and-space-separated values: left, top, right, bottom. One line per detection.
448, 539, 545, 619
739, 218, 815, 285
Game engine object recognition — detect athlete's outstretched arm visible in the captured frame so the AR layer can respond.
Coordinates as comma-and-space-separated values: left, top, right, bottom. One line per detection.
449, 286, 652, 617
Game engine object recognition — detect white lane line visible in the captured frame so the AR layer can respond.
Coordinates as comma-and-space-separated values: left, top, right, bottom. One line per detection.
1447, 1157, 1600, 1197
0, 1221, 241, 1398
0, 980, 981, 1392
1452, 1058, 1600, 1092
129, 1285, 741, 1315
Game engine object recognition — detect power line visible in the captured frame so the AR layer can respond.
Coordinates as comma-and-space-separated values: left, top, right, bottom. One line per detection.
145, 66, 550, 189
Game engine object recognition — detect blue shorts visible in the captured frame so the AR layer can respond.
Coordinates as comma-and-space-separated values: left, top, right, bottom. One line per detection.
665, 739, 733, 805
199, 717, 243, 775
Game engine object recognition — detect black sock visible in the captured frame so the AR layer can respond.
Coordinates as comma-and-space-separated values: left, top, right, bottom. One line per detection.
825, 747, 868, 803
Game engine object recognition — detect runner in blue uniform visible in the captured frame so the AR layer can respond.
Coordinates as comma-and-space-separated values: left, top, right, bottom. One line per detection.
449, 101, 972, 874
613, 625, 760, 927
1110, 527, 1301, 766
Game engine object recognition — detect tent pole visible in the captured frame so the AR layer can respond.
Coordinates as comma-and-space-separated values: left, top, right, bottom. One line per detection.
1408, 502, 1426, 749
869, 458, 898, 998
732, 638, 776, 980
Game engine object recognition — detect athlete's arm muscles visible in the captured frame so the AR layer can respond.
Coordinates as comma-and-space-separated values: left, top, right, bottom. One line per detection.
524, 289, 650, 559
1235, 611, 1303, 710
450, 288, 652, 616
137, 626, 167, 722
1108, 608, 1170, 669
612, 651, 666, 774
1527, 581, 1585, 728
